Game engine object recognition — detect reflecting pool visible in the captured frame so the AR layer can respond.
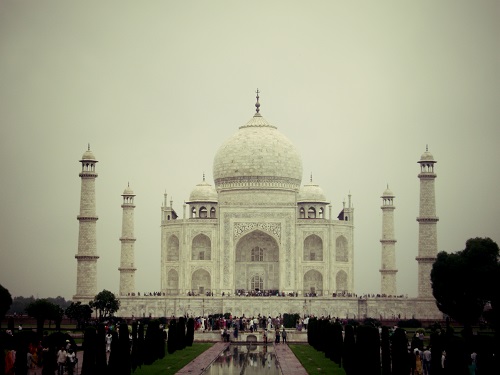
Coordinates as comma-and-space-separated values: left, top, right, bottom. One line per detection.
203, 344, 280, 374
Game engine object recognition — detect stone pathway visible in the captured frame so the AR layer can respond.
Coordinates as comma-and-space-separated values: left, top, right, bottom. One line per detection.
176, 342, 230, 374
274, 343, 308, 375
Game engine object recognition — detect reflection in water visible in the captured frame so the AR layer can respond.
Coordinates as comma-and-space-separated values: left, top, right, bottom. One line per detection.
203, 344, 280, 374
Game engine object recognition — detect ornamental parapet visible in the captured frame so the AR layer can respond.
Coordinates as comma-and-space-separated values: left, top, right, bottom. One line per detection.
77, 215, 98, 221
380, 239, 397, 244
297, 218, 329, 224
215, 176, 301, 191
75, 255, 99, 260
186, 218, 218, 223
379, 269, 398, 273
121, 204, 136, 208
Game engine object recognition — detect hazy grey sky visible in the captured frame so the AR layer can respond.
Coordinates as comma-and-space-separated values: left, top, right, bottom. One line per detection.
1, 1, 499, 300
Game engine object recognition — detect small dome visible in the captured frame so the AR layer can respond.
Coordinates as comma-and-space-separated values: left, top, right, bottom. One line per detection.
188, 180, 218, 203
419, 149, 435, 162
81, 149, 96, 161
122, 185, 135, 196
298, 181, 328, 203
381, 186, 394, 197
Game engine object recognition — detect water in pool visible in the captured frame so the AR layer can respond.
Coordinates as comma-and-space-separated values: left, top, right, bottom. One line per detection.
203, 344, 280, 374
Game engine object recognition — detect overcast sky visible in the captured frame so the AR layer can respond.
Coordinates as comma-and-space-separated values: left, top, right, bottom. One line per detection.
0, 1, 499, 301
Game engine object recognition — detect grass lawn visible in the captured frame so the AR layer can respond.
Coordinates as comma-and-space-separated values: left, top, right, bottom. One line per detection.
133, 343, 213, 375
289, 344, 346, 375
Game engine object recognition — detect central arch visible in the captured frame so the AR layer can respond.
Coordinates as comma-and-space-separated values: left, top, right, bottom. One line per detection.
235, 230, 279, 292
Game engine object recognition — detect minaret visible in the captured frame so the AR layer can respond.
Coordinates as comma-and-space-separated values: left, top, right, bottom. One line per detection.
380, 185, 397, 296
119, 184, 137, 296
416, 146, 439, 298
74, 145, 99, 301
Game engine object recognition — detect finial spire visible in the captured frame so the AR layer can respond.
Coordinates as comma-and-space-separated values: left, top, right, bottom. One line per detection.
255, 88, 261, 114
203, 172, 205, 182
310, 173, 313, 183
426, 144, 428, 152
88, 143, 90, 151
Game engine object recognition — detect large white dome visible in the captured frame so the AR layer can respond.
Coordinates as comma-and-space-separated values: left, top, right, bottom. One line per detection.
213, 112, 303, 191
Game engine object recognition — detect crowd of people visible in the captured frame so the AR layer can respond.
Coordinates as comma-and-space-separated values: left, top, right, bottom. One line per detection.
121, 290, 411, 298
3, 329, 77, 375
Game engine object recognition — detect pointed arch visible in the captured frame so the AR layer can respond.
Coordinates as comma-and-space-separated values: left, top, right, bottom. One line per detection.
307, 207, 316, 218
191, 269, 211, 295
304, 234, 323, 261
235, 230, 279, 291
303, 269, 323, 296
336, 270, 348, 292
167, 235, 179, 261
167, 269, 179, 295
192, 233, 211, 260
199, 206, 208, 218
336, 235, 348, 262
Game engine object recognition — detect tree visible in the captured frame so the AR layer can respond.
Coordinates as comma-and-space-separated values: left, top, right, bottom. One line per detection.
431, 237, 499, 332
25, 299, 60, 336
81, 326, 97, 375
65, 302, 92, 329
391, 327, 409, 375
89, 290, 120, 319
186, 318, 195, 347
380, 326, 391, 375
118, 322, 131, 375
355, 325, 380, 374
0, 284, 12, 329
342, 324, 356, 375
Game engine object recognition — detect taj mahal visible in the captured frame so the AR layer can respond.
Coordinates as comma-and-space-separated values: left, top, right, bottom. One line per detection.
74, 93, 442, 320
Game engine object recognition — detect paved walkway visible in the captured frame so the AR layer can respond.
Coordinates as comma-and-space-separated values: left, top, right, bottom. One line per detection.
274, 343, 308, 375
176, 342, 230, 374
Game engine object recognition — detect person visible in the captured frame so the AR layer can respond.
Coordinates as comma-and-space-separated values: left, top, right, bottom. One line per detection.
66, 348, 76, 375
415, 350, 423, 375
423, 347, 431, 375
409, 349, 416, 375
441, 351, 446, 372
57, 346, 67, 375
469, 351, 477, 374
65, 339, 72, 351
263, 329, 268, 344
27, 351, 36, 373
106, 332, 112, 352
275, 328, 280, 344
282, 327, 287, 344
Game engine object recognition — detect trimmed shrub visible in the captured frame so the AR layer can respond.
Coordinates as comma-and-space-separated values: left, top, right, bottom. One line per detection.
342, 324, 356, 375
391, 328, 408, 375
355, 324, 380, 374
381, 326, 391, 375
186, 318, 195, 347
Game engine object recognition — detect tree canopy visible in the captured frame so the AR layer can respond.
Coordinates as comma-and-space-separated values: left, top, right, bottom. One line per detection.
431, 237, 499, 327
89, 290, 120, 318
0, 285, 12, 316
65, 301, 92, 329
0, 284, 12, 325
25, 298, 64, 335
